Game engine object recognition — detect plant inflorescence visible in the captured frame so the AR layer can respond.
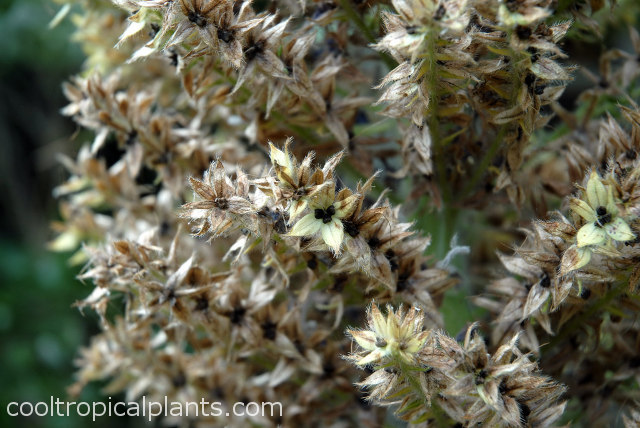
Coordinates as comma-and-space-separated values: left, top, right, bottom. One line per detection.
51, 0, 640, 425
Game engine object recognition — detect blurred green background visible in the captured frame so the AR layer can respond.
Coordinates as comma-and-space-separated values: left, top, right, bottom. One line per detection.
0, 1, 135, 426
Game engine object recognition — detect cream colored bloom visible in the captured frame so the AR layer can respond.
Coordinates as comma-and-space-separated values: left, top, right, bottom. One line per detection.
346, 303, 430, 366
571, 171, 634, 248
287, 181, 359, 254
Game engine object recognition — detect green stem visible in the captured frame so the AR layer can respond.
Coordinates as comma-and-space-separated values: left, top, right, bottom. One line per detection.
437, 206, 458, 258
460, 125, 508, 197
425, 31, 446, 199
396, 358, 451, 425
423, 29, 458, 252
460, 28, 521, 199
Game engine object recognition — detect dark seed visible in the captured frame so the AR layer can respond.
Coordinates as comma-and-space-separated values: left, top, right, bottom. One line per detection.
214, 198, 229, 210
525, 73, 536, 87
244, 41, 264, 61
475, 369, 488, 385
262, 321, 277, 340
217, 28, 233, 43
580, 288, 591, 300
540, 274, 550, 288
187, 11, 207, 28
367, 237, 381, 249
229, 307, 246, 324
306, 257, 317, 269
516, 25, 532, 40
342, 220, 359, 237
195, 296, 209, 311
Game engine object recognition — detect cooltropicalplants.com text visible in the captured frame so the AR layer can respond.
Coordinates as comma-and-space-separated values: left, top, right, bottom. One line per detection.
6, 396, 283, 422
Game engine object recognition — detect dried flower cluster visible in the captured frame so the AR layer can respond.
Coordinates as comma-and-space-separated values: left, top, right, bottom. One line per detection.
347, 304, 566, 426
474, 106, 640, 424
51, 0, 640, 426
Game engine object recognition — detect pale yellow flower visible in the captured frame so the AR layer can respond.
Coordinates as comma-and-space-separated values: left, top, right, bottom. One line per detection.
346, 303, 430, 366
266, 139, 345, 221
571, 171, 634, 248
287, 181, 359, 254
